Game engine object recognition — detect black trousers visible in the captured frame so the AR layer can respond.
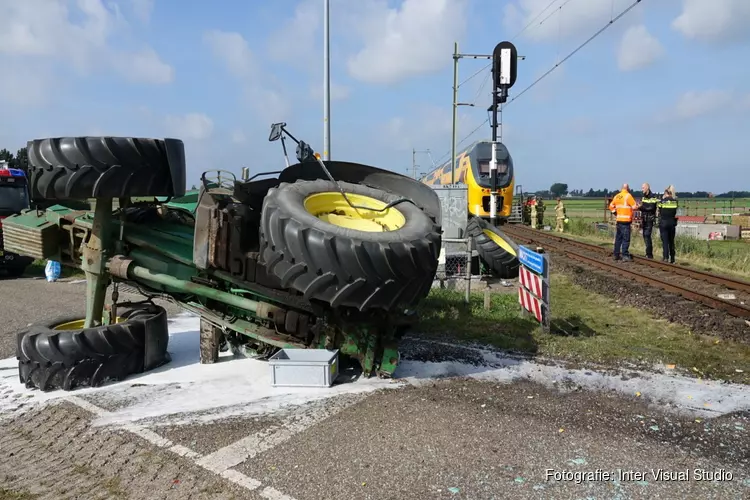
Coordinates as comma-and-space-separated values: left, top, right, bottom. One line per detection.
659, 221, 676, 262
642, 218, 655, 258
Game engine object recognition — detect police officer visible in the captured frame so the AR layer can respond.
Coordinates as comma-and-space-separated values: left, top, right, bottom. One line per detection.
657, 185, 679, 263
637, 183, 659, 259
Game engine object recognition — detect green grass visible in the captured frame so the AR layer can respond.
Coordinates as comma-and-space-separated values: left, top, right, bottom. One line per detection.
543, 217, 750, 277
540, 197, 750, 221
415, 274, 750, 384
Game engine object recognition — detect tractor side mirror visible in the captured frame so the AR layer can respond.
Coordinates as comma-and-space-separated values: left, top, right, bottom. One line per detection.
269, 122, 285, 142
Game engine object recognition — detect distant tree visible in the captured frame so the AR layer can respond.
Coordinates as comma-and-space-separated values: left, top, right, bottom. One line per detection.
0, 148, 12, 164
14, 147, 28, 173
190, 184, 197, 190
549, 183, 568, 197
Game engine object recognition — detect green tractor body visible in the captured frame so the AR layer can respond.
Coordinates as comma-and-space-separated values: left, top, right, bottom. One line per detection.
3, 133, 442, 391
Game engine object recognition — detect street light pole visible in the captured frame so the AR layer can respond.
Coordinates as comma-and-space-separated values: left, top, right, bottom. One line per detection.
323, 0, 331, 160
451, 42, 459, 185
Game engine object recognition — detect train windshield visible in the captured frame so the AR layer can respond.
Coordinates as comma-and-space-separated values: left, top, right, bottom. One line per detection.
477, 159, 508, 177
473, 142, 513, 188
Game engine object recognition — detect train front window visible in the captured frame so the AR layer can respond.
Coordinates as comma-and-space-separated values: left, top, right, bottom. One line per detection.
477, 160, 508, 176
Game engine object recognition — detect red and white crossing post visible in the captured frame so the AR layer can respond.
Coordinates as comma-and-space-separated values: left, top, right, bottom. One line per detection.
517, 245, 550, 331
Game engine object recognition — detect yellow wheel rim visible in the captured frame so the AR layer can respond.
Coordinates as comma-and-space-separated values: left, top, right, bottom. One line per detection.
53, 317, 124, 330
303, 192, 406, 232
482, 229, 517, 256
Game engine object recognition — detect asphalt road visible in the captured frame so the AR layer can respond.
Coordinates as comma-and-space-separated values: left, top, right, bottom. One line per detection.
1, 277, 749, 500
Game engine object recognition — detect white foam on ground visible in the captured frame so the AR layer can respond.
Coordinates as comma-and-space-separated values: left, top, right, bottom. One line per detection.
0, 313, 401, 426
1, 313, 749, 427
397, 342, 750, 417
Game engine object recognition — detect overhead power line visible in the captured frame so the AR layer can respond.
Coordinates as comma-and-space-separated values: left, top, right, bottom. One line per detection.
510, 0, 561, 41
505, 0, 643, 108
436, 0, 644, 165
458, 62, 491, 88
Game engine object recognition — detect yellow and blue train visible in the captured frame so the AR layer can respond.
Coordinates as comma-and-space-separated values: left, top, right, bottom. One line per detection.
419, 140, 519, 278
420, 140, 515, 222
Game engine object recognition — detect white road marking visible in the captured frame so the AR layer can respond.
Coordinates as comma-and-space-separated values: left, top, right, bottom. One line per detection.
169, 444, 202, 460
64, 395, 297, 499
196, 395, 363, 474
260, 486, 297, 500
219, 469, 262, 490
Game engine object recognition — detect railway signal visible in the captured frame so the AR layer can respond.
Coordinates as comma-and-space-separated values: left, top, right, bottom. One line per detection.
489, 41, 517, 226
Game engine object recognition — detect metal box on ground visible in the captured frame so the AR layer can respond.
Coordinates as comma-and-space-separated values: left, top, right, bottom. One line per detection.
268, 348, 339, 388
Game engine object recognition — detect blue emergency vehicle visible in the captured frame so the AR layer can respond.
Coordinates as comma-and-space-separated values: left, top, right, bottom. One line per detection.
0, 161, 33, 277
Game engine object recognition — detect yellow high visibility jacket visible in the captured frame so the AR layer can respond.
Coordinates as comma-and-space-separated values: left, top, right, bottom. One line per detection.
609, 189, 637, 223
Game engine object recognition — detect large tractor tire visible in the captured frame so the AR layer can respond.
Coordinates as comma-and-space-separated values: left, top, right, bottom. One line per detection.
259, 179, 441, 311
467, 216, 520, 279
17, 305, 170, 392
27, 136, 185, 200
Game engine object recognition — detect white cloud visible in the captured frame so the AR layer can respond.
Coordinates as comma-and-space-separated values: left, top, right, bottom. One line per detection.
0, 0, 173, 89
504, 0, 637, 43
346, 0, 469, 84
203, 30, 257, 78
267, 0, 321, 65
309, 83, 351, 101
658, 90, 734, 122
204, 30, 291, 122
164, 113, 214, 140
672, 0, 750, 43
113, 47, 174, 84
380, 104, 455, 151
617, 24, 665, 72
129, 0, 155, 23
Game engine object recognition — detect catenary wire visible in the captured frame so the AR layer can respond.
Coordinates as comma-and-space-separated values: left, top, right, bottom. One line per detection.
510, 0, 562, 40
434, 0, 644, 165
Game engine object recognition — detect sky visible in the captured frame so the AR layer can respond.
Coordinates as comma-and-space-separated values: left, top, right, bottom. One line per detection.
0, 0, 749, 194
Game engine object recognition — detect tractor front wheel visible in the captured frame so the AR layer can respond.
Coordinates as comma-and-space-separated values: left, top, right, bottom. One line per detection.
467, 216, 520, 279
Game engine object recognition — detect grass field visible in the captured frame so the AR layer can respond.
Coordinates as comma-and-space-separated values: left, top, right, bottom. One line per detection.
539, 197, 750, 221
534, 216, 750, 277
417, 275, 750, 384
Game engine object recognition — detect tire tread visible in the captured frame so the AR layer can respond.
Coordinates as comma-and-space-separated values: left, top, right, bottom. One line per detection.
260, 179, 441, 311
27, 136, 180, 200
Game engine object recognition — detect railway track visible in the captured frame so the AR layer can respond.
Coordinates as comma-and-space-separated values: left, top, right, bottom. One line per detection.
502, 224, 750, 319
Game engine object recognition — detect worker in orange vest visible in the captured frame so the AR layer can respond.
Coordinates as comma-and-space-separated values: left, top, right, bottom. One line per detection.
608, 183, 637, 261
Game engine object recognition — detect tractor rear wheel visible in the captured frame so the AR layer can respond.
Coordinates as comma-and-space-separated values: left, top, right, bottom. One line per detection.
27, 136, 185, 200
259, 179, 441, 311
17, 305, 170, 392
467, 216, 520, 279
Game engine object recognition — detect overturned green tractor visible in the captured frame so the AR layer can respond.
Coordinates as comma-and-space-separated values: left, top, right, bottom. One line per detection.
3, 123, 443, 391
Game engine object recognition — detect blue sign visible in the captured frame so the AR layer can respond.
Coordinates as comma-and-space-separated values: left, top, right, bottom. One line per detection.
518, 245, 546, 275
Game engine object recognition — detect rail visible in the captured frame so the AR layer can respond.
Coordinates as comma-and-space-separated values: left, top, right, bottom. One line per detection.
503, 225, 750, 318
